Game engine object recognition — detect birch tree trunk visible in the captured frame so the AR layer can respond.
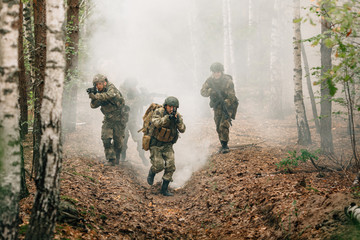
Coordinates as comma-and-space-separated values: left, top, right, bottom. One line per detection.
355, 77, 360, 128
301, 41, 320, 133
18, 2, 29, 199
226, 0, 236, 81
26, 0, 65, 238
63, 0, 80, 134
32, 0, 46, 179
19, 1, 28, 139
222, 0, 230, 72
188, 0, 199, 88
293, 0, 311, 145
0, 1, 21, 239
269, 0, 283, 119
320, 1, 334, 153
247, 0, 254, 82
23, 2, 35, 83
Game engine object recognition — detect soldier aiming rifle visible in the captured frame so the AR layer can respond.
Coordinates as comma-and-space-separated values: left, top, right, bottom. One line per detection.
201, 62, 239, 154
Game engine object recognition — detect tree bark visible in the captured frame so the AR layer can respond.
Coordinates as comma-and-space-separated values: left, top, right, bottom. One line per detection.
23, 2, 35, 84
18, 1, 28, 139
301, 41, 320, 133
222, 0, 230, 72
0, 1, 21, 239
320, 1, 334, 153
63, 0, 80, 134
223, 0, 236, 81
26, 0, 65, 238
246, 0, 254, 82
188, 1, 200, 89
293, 0, 311, 145
18, 2, 29, 199
32, 0, 47, 178
269, 0, 283, 119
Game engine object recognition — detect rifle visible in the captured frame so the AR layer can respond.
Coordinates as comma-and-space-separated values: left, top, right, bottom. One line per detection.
86, 86, 97, 94
208, 81, 232, 126
169, 107, 177, 121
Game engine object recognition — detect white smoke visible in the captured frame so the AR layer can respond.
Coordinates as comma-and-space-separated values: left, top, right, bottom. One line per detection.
83, 0, 213, 187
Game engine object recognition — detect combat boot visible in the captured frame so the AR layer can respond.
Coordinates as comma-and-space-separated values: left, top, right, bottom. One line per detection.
115, 151, 121, 165
105, 159, 115, 166
221, 141, 230, 154
160, 180, 173, 196
147, 168, 156, 185
120, 151, 127, 162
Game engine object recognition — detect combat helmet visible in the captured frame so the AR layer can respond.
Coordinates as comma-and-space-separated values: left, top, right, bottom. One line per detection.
163, 96, 179, 108
210, 62, 224, 72
92, 74, 107, 85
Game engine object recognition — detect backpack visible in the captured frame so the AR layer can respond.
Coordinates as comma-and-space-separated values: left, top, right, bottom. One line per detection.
138, 103, 162, 151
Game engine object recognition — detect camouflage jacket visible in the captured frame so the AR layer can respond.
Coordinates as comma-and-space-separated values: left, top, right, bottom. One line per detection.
119, 84, 143, 120
200, 74, 237, 109
150, 107, 186, 145
90, 82, 125, 120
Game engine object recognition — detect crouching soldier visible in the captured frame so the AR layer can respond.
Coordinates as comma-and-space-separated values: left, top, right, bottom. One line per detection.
146, 96, 186, 196
88, 74, 129, 165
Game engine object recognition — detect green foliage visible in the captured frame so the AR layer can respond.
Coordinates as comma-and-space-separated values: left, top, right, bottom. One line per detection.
61, 195, 78, 205
305, 0, 360, 108
276, 149, 319, 173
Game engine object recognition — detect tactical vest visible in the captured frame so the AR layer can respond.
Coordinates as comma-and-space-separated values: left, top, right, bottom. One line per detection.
152, 108, 179, 143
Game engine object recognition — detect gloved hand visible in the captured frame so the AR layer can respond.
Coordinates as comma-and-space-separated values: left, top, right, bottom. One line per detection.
208, 88, 217, 97
89, 93, 96, 100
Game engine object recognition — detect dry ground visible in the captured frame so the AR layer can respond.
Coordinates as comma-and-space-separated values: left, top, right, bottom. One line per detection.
19, 110, 360, 239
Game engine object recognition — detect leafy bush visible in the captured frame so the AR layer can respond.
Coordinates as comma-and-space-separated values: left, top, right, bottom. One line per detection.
276, 149, 319, 173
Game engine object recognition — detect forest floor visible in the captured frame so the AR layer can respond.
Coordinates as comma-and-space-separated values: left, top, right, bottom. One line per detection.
19, 109, 360, 240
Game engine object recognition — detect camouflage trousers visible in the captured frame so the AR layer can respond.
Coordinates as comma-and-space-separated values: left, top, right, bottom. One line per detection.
214, 107, 232, 142
149, 143, 175, 182
101, 119, 125, 161
123, 120, 144, 157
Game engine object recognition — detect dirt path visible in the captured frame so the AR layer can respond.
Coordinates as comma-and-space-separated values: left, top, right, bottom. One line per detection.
19, 114, 360, 239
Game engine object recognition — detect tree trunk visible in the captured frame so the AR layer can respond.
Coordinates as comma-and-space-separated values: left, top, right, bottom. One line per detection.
18, 1, 29, 199
23, 2, 35, 84
26, 0, 65, 238
269, 0, 283, 119
63, 0, 80, 134
222, 0, 230, 72
0, 1, 21, 239
18, 1, 28, 139
188, 0, 200, 88
225, 0, 236, 81
320, 2, 334, 153
301, 41, 320, 134
355, 77, 360, 128
293, 0, 311, 145
247, 0, 254, 82
32, 0, 47, 178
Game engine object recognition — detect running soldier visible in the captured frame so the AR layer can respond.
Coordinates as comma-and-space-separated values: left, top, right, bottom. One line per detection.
200, 62, 238, 154
146, 96, 186, 196
88, 74, 129, 165
119, 78, 148, 165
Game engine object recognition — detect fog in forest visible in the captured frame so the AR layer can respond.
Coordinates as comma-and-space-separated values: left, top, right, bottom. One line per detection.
76, 0, 322, 187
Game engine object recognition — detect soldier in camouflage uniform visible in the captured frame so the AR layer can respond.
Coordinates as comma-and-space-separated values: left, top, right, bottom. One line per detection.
201, 62, 238, 154
88, 74, 129, 165
119, 78, 148, 165
146, 96, 186, 196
